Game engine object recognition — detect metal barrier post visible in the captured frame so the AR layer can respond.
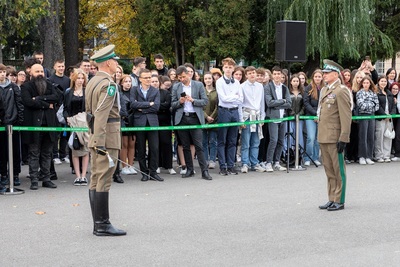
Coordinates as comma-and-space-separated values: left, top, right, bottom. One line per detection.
290, 114, 306, 171
1, 125, 24, 195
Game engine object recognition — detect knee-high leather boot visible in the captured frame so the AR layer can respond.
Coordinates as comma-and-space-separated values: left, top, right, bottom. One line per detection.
89, 189, 96, 234
94, 191, 126, 236
113, 159, 124, 183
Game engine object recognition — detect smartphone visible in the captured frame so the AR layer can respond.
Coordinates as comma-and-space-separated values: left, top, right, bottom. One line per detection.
181, 92, 186, 97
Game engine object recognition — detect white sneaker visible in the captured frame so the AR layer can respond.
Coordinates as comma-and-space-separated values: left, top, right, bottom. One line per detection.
61, 157, 70, 164
314, 160, 322, 166
384, 158, 391, 163
366, 158, 374, 165
180, 167, 187, 175
121, 166, 130, 175
241, 164, 249, 173
376, 158, 384, 163
304, 161, 310, 166
128, 166, 137, 174
260, 162, 267, 169
53, 158, 62, 165
265, 163, 274, 172
359, 157, 366, 165
391, 157, 399, 161
274, 163, 287, 171
253, 164, 266, 172
168, 168, 176, 175
208, 161, 216, 169
156, 167, 161, 174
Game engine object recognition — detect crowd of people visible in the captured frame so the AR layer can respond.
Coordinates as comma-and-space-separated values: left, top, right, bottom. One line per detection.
0, 51, 399, 191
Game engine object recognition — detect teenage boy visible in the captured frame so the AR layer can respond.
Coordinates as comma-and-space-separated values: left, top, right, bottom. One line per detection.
0, 64, 24, 187
154, 54, 168, 76
264, 66, 292, 172
216, 58, 243, 175
240, 66, 266, 173
49, 59, 71, 165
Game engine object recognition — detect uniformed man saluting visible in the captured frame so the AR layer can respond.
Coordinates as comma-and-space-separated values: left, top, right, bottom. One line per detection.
317, 60, 352, 211
85, 45, 126, 236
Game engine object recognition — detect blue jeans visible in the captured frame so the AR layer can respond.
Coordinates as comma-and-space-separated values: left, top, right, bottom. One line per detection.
217, 107, 239, 169
202, 129, 217, 162
240, 122, 261, 167
304, 120, 319, 161
267, 122, 286, 163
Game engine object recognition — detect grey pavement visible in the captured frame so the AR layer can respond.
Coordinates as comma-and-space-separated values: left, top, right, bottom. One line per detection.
2, 160, 400, 266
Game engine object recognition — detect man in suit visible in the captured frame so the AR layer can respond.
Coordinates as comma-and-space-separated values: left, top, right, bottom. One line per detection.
130, 69, 163, 182
86, 44, 126, 236
318, 59, 352, 211
171, 65, 212, 180
264, 66, 292, 172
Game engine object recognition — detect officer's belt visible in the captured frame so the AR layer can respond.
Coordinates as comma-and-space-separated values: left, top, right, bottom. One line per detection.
107, 118, 120, 123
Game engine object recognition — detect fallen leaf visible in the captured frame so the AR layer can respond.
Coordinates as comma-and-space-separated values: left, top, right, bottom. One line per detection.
72, 203, 80, 207
35, 211, 46, 215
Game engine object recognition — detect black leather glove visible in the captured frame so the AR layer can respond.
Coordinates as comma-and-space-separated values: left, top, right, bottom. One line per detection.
94, 146, 107, 156
336, 141, 346, 154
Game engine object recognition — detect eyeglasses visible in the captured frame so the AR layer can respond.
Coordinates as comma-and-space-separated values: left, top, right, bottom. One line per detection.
140, 76, 151, 79
18, 73, 26, 76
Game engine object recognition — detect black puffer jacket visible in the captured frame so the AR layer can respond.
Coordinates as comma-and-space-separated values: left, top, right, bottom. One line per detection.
0, 79, 24, 125
375, 88, 396, 120
303, 84, 320, 116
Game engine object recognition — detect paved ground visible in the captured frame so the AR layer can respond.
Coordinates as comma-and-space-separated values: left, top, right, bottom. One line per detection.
2, 160, 400, 266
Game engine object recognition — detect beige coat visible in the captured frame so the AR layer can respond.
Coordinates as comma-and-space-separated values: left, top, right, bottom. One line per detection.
317, 79, 352, 144
85, 71, 121, 149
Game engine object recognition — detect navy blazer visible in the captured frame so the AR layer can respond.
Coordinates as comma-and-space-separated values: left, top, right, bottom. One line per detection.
130, 86, 160, 127
171, 80, 208, 125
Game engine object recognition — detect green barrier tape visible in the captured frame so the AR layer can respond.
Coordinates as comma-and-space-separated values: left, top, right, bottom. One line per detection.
12, 126, 88, 132
3, 114, 400, 132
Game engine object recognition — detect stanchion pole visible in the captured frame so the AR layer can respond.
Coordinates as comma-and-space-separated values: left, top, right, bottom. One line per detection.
290, 114, 306, 171
1, 125, 24, 195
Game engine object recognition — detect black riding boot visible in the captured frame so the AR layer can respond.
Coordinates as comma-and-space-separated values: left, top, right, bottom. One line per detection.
89, 189, 96, 234
94, 191, 126, 236
113, 160, 124, 183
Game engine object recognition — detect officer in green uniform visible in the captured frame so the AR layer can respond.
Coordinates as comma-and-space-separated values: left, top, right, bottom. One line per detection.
317, 60, 352, 211
85, 45, 126, 235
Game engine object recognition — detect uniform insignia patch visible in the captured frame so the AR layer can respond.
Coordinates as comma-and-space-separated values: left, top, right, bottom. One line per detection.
107, 85, 116, 96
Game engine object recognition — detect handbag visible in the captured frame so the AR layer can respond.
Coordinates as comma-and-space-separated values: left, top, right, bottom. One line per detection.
384, 120, 395, 139
56, 104, 66, 124
68, 132, 82, 150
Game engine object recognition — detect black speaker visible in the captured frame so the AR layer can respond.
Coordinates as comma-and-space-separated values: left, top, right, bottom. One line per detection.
275, 20, 307, 62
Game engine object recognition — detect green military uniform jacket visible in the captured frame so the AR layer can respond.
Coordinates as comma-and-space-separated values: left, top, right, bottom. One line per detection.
85, 71, 121, 149
317, 79, 352, 144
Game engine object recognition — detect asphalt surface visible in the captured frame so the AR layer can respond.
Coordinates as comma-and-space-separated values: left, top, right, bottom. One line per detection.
2, 160, 400, 266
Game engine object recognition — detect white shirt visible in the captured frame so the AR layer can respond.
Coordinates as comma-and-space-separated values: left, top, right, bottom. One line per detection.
241, 80, 265, 121
273, 82, 284, 119
216, 76, 243, 119
183, 82, 195, 113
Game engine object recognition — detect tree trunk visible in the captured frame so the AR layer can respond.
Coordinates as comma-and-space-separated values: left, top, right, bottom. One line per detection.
38, 0, 64, 72
64, 0, 79, 70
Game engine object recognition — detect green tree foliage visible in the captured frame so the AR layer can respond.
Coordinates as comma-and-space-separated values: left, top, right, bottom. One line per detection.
132, 0, 252, 67
0, 0, 49, 44
373, 0, 400, 64
188, 0, 252, 66
284, 0, 393, 63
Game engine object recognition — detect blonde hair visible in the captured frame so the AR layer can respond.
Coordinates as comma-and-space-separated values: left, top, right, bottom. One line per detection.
351, 71, 365, 93
308, 69, 323, 100
70, 68, 87, 90
221, 57, 236, 66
